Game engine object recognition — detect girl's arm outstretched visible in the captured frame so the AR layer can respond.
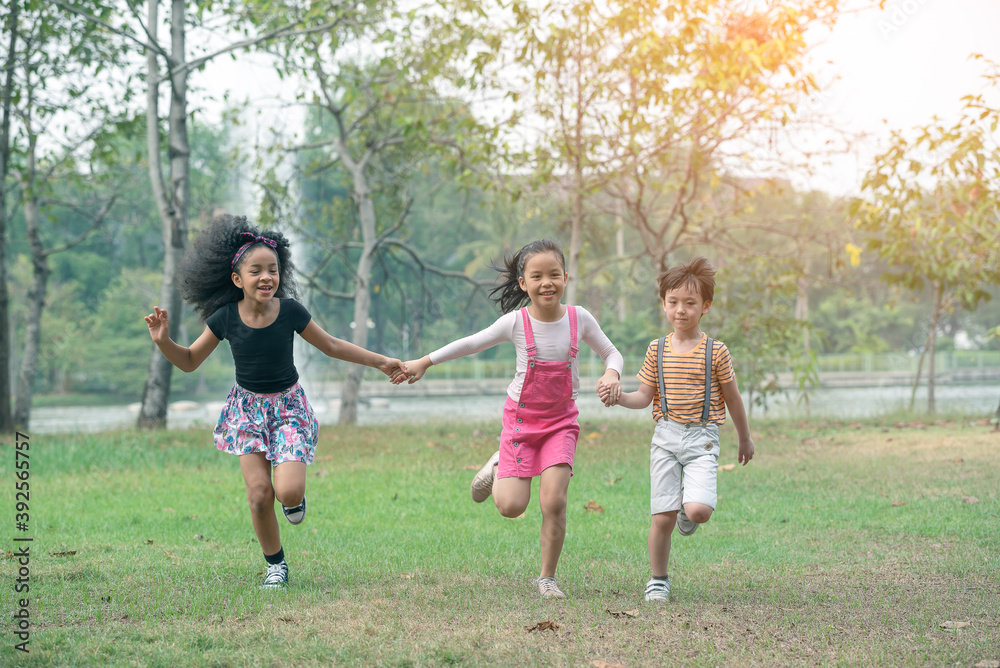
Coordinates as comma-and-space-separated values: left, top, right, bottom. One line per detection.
144, 307, 220, 372
298, 320, 407, 381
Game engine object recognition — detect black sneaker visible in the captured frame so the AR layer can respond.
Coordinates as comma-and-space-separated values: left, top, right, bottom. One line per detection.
281, 496, 307, 525
260, 561, 289, 589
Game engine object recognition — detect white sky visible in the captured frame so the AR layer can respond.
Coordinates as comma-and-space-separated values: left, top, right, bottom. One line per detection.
197, 0, 1000, 198
799, 0, 1000, 194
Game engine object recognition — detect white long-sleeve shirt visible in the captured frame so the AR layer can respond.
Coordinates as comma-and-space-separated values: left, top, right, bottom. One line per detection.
429, 306, 624, 402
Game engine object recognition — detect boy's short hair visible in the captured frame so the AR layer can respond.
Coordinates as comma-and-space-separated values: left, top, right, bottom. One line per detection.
657, 256, 716, 303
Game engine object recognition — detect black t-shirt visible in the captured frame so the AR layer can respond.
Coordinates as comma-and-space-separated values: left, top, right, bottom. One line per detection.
205, 299, 312, 393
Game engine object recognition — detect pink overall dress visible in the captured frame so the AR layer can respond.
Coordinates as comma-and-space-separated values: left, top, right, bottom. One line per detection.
496, 305, 582, 479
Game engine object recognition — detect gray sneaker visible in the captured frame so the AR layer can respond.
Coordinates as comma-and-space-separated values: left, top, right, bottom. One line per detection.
281, 496, 307, 525
260, 561, 288, 590
676, 506, 698, 536
644, 577, 670, 602
470, 451, 500, 502
535, 576, 566, 599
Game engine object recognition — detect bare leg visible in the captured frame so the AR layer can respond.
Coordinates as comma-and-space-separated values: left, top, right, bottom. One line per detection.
272, 461, 306, 508
538, 464, 571, 578
649, 511, 678, 577
493, 474, 531, 518
683, 501, 714, 524
239, 453, 281, 555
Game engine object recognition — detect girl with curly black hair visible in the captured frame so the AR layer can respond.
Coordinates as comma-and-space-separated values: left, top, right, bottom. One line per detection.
144, 214, 406, 590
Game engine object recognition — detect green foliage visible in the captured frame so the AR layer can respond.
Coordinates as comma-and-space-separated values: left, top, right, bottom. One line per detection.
711, 257, 810, 413
852, 57, 1000, 409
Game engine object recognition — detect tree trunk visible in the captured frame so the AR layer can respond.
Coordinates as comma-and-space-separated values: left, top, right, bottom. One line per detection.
138, 0, 190, 429
338, 159, 376, 425
564, 37, 584, 307
12, 162, 48, 429
615, 211, 626, 323
796, 269, 810, 355
909, 284, 941, 413
0, 1, 18, 433
926, 286, 941, 414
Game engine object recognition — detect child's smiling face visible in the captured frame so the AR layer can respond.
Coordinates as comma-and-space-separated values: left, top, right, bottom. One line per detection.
661, 283, 711, 334
232, 246, 280, 304
518, 251, 567, 310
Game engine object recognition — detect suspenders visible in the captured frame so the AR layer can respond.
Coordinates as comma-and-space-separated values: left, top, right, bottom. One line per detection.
656, 335, 714, 424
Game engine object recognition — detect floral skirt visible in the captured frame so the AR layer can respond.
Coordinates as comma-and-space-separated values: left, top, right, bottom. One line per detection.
213, 382, 318, 466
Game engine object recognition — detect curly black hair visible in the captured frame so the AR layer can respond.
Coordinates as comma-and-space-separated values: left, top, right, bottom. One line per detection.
177, 214, 299, 320
488, 239, 566, 314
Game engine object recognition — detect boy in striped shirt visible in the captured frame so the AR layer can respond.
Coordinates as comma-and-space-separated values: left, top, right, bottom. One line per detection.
598, 257, 754, 602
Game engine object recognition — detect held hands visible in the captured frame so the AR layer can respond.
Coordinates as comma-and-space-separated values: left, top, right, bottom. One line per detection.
144, 307, 171, 344
396, 356, 432, 384
595, 370, 621, 407
378, 357, 409, 384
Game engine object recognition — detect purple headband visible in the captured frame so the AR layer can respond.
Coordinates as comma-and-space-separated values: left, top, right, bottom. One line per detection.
232, 232, 278, 268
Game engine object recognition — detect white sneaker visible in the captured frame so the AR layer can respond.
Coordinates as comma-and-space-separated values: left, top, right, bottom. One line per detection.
644, 577, 670, 602
535, 576, 566, 599
260, 561, 289, 589
676, 506, 698, 536
281, 496, 307, 525
470, 451, 500, 502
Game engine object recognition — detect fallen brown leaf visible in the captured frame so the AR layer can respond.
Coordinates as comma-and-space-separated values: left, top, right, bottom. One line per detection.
605, 609, 640, 619
954, 457, 964, 464
50, 550, 77, 557
719, 464, 736, 472
591, 661, 626, 668
525, 620, 559, 632
962, 496, 980, 504
889, 500, 906, 507
586, 432, 602, 440
584, 500, 605, 514
400, 573, 414, 580
940, 620, 971, 630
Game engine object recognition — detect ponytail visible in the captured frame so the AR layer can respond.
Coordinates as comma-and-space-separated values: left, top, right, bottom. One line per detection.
488, 239, 565, 314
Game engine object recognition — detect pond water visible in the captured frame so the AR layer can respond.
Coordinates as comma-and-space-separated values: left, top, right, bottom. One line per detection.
27, 382, 999, 434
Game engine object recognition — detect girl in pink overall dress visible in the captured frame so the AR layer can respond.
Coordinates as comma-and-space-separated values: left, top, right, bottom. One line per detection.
401, 240, 624, 599
498, 306, 580, 479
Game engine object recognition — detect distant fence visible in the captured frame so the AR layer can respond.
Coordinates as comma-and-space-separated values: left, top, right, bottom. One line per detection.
427, 350, 1000, 383
312, 350, 1000, 399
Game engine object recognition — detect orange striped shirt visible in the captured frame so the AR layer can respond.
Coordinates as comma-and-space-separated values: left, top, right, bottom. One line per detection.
636, 333, 736, 424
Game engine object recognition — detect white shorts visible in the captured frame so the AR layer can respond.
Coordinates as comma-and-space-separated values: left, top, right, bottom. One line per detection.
649, 419, 720, 515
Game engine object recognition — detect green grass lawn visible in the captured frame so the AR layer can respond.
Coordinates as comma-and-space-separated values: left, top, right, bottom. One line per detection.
2, 415, 999, 667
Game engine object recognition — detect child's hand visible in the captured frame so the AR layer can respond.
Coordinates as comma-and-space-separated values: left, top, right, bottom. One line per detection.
596, 371, 621, 407
402, 356, 432, 384
738, 436, 755, 466
379, 357, 408, 383
144, 307, 170, 343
